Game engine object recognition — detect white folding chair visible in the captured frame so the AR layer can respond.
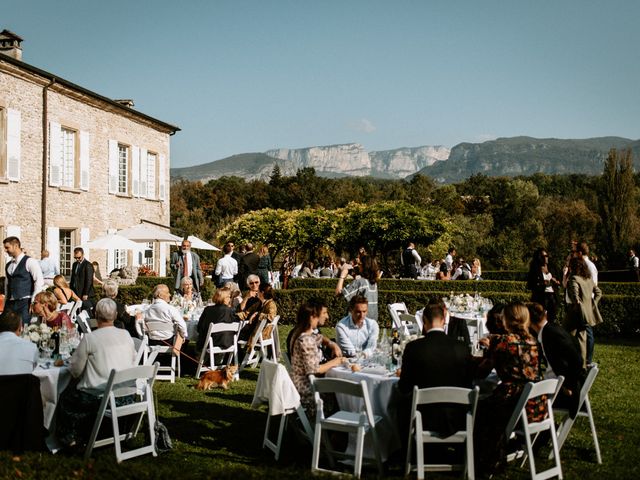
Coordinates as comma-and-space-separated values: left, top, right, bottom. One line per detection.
388, 302, 409, 334
552, 364, 601, 464
133, 335, 149, 366
84, 363, 159, 462
309, 375, 383, 478
239, 316, 280, 370
195, 321, 240, 379
59, 301, 74, 313
146, 327, 183, 383
405, 386, 480, 480
252, 360, 314, 461
76, 310, 92, 334
400, 313, 421, 336
505, 377, 565, 480
69, 300, 83, 322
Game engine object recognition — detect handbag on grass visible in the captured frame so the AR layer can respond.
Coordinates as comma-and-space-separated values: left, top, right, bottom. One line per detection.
154, 393, 173, 453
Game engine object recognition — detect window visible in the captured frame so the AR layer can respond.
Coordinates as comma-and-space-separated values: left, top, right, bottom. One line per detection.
147, 152, 157, 199
144, 241, 155, 268
114, 249, 127, 269
61, 127, 77, 188
59, 229, 74, 277
0, 107, 6, 178
118, 144, 129, 194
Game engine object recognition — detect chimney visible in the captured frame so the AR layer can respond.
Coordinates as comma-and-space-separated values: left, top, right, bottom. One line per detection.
0, 29, 23, 61
114, 99, 135, 108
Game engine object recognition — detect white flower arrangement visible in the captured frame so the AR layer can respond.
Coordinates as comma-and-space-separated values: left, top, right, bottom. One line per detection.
26, 322, 52, 344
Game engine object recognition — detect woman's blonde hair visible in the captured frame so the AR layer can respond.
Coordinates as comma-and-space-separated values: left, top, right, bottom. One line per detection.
53, 274, 70, 289
212, 287, 231, 305
35, 290, 58, 311
503, 302, 531, 338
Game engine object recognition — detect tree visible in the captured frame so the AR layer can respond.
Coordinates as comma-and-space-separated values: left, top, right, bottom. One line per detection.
599, 148, 637, 266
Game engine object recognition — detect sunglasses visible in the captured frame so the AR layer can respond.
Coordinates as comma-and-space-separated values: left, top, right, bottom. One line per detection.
74, 256, 82, 260
249, 281, 260, 285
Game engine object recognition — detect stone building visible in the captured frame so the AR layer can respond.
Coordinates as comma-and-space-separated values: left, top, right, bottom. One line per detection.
0, 30, 179, 277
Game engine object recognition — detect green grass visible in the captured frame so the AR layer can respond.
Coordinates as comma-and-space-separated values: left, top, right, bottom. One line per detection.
2, 331, 639, 479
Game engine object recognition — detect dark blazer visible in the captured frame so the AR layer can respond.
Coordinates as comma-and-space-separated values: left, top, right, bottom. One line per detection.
398, 330, 473, 437
70, 259, 95, 300
447, 316, 471, 346
171, 250, 204, 292
240, 252, 260, 286
0, 374, 45, 452
196, 304, 238, 351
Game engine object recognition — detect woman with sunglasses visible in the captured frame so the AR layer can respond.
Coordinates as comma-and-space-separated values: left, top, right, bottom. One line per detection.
526, 247, 560, 323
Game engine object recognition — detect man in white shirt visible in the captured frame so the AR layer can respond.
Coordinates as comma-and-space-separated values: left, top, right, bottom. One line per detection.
3, 236, 45, 325
578, 242, 598, 365
445, 247, 456, 273
39, 249, 59, 286
214, 243, 238, 287
400, 241, 421, 279
335, 296, 379, 358
144, 284, 187, 344
0, 311, 38, 375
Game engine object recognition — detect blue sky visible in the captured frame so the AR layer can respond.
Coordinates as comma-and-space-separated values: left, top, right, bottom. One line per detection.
5, 1, 640, 167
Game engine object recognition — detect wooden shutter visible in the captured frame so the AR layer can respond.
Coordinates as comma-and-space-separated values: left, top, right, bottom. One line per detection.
132, 146, 140, 197
158, 154, 166, 201
139, 147, 148, 198
108, 140, 118, 194
48, 121, 62, 186
7, 109, 21, 181
79, 130, 90, 191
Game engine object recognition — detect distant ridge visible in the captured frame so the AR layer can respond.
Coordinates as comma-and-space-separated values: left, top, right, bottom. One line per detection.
170, 136, 639, 184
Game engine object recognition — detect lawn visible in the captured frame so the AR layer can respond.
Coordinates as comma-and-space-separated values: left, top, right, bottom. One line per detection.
1, 331, 639, 479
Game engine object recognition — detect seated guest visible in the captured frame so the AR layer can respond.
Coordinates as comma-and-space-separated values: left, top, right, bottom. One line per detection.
298, 260, 315, 278
144, 284, 187, 346
429, 297, 470, 346
286, 298, 342, 363
528, 302, 585, 417
239, 285, 278, 350
52, 274, 80, 306
102, 279, 137, 338
33, 291, 74, 330
196, 287, 238, 352
475, 302, 544, 476
56, 298, 136, 449
175, 277, 199, 316
237, 275, 262, 320
223, 281, 243, 310
485, 303, 507, 335
0, 311, 38, 374
335, 295, 379, 358
398, 303, 473, 440
318, 258, 335, 278
290, 301, 345, 418
435, 261, 450, 280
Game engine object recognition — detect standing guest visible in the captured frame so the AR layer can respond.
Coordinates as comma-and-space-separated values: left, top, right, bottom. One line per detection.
628, 249, 640, 282
335, 255, 380, 321
565, 256, 602, 368
33, 291, 74, 330
39, 250, 59, 287
239, 243, 260, 289
526, 248, 560, 323
53, 274, 80, 306
335, 296, 379, 358
91, 261, 103, 287
475, 302, 544, 476
256, 245, 272, 286
398, 303, 472, 441
451, 258, 472, 280
69, 247, 96, 313
290, 301, 345, 419
144, 284, 187, 345
56, 298, 136, 449
214, 243, 238, 288
578, 242, 598, 365
445, 247, 456, 273
171, 239, 204, 293
3, 236, 45, 324
400, 241, 421, 279
227, 241, 242, 283
0, 311, 38, 375
101, 279, 137, 337
528, 302, 584, 417
196, 287, 238, 353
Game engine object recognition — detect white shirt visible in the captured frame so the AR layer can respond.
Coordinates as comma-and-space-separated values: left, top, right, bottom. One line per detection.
335, 315, 379, 357
144, 298, 188, 341
182, 251, 193, 277
215, 254, 238, 279
39, 257, 59, 279
401, 247, 421, 266
5, 253, 45, 301
0, 331, 38, 375
445, 254, 454, 271
70, 326, 136, 394
583, 255, 598, 285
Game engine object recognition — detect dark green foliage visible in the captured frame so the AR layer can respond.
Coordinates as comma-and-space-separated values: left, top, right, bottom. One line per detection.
289, 278, 529, 293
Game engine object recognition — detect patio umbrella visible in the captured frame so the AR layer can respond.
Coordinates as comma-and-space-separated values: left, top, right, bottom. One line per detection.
82, 233, 142, 251
184, 235, 220, 251
118, 224, 181, 243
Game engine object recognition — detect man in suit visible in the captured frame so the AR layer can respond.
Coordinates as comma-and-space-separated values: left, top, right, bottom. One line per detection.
171, 239, 204, 293
428, 297, 471, 346
239, 243, 260, 288
398, 303, 473, 442
70, 247, 95, 312
528, 302, 585, 417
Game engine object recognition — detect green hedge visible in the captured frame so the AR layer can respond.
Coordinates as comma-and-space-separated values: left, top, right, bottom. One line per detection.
289, 278, 528, 293
479, 271, 528, 281
98, 277, 215, 306
273, 288, 639, 338
598, 282, 640, 296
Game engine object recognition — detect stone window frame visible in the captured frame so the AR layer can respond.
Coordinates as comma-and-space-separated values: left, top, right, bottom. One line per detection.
60, 126, 79, 189
59, 228, 77, 278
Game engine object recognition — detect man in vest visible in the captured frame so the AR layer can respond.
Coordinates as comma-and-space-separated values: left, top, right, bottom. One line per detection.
3, 236, 44, 324
400, 241, 421, 279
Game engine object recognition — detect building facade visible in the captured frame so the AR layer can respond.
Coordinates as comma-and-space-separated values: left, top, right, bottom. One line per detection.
0, 30, 179, 277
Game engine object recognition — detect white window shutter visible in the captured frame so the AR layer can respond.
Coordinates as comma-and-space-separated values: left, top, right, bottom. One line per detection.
5, 225, 21, 263
47, 226, 60, 272
132, 146, 140, 197
7, 109, 21, 181
79, 130, 90, 191
159, 241, 167, 276
48, 121, 62, 186
139, 148, 148, 198
158, 154, 166, 201
108, 139, 118, 194
106, 228, 117, 273
80, 228, 90, 260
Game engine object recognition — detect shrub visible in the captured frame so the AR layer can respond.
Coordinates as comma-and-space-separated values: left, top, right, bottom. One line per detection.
479, 270, 528, 281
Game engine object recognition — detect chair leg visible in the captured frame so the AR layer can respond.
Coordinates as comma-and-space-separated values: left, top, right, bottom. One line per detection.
405, 423, 414, 476
466, 435, 475, 480
354, 426, 365, 478
111, 399, 123, 463
275, 414, 288, 461
549, 421, 563, 480
415, 432, 424, 480
311, 423, 322, 473
584, 398, 602, 464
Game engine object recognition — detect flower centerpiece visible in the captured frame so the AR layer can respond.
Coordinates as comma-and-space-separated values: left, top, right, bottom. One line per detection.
24, 322, 52, 344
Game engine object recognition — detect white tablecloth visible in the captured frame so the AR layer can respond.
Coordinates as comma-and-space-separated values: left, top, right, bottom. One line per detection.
326, 366, 400, 462
33, 363, 72, 429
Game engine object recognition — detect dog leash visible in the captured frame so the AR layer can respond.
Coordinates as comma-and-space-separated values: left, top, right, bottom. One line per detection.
156, 338, 202, 366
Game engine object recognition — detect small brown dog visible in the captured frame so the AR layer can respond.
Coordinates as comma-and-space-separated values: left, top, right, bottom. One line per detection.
196, 365, 238, 390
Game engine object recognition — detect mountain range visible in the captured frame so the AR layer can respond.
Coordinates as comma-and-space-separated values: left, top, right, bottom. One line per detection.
170, 136, 640, 184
